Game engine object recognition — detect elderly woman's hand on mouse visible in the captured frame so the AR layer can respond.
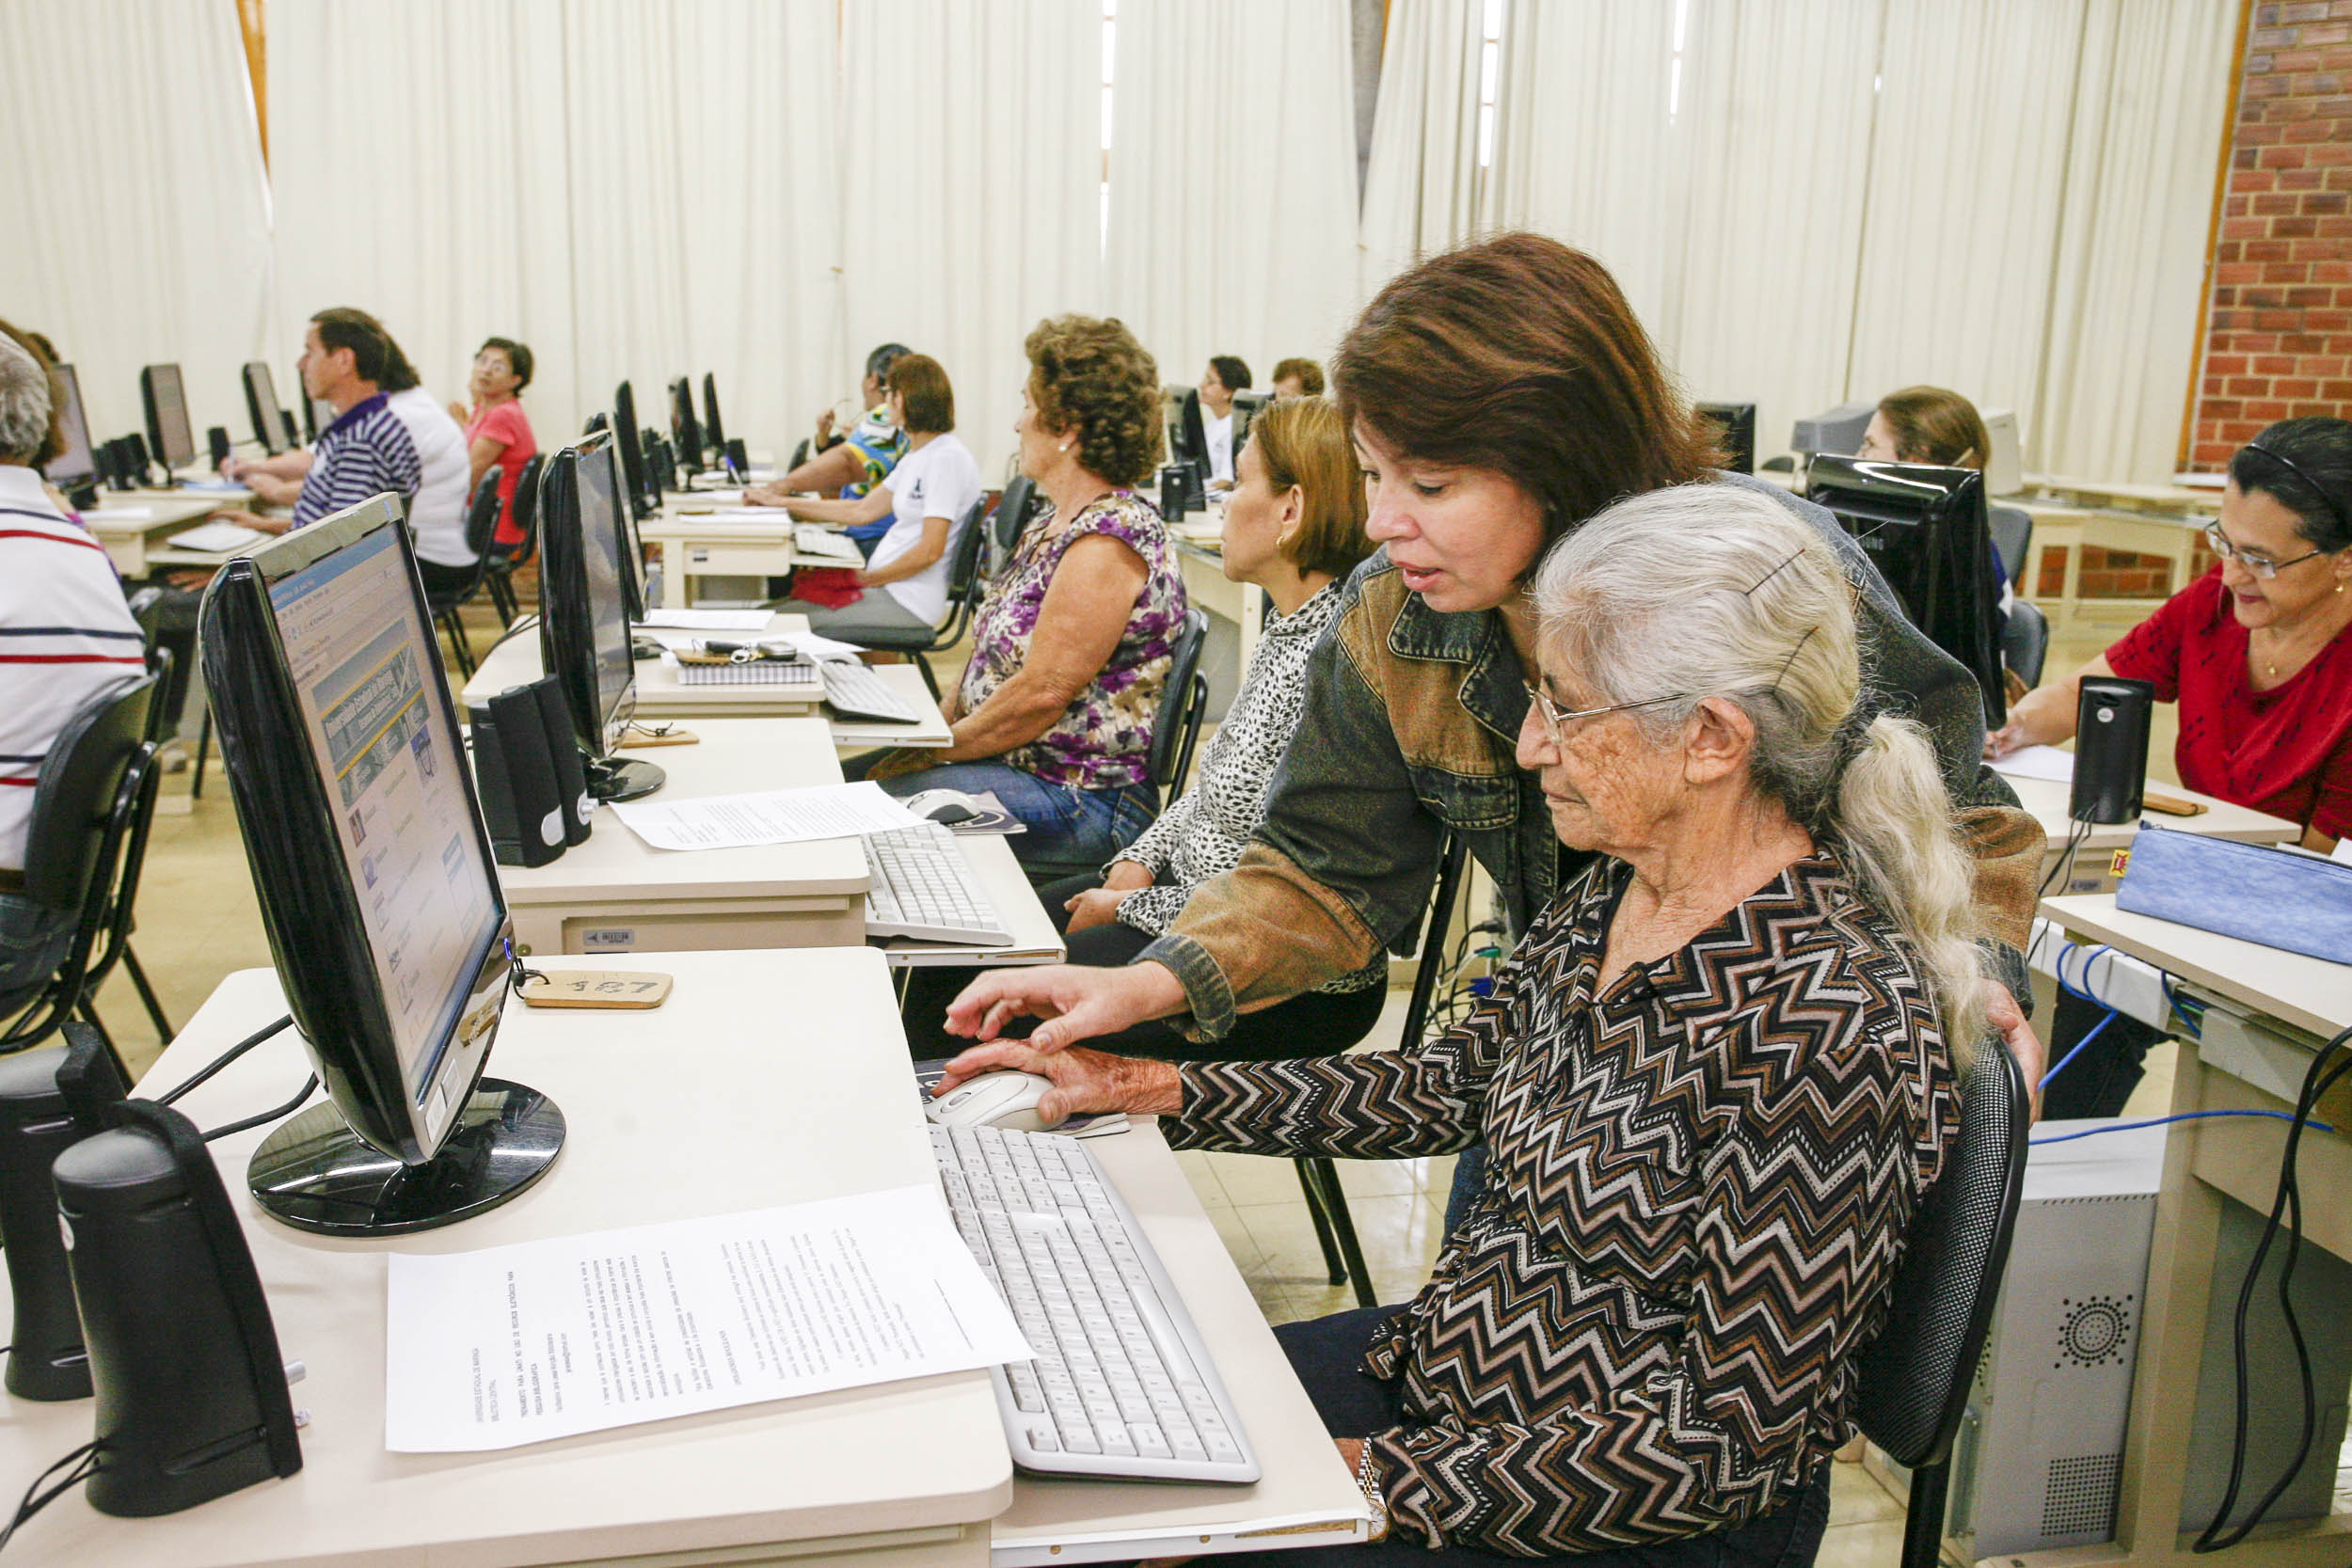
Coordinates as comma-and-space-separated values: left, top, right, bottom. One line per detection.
931, 1041, 1181, 1124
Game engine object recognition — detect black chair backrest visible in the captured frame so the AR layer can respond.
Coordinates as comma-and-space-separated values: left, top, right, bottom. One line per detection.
20, 678, 156, 911
502, 452, 547, 561
1852, 1034, 2029, 1470
2001, 599, 2050, 688
1400, 832, 1470, 1046
1147, 610, 1210, 794
1988, 503, 2032, 588
993, 474, 1039, 558
945, 494, 991, 605
463, 466, 504, 560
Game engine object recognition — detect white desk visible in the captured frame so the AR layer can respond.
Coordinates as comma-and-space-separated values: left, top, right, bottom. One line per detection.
501, 716, 867, 957
2028, 897, 2352, 1568
461, 611, 828, 719
2016, 478, 2217, 633
2005, 772, 2300, 895
644, 505, 860, 610
82, 487, 254, 577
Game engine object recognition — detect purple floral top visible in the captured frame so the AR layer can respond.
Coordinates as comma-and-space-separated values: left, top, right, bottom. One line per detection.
958, 490, 1186, 790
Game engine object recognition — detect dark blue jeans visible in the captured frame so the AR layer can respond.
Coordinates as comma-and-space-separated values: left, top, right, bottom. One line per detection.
1210, 1307, 1832, 1566
866, 760, 1155, 874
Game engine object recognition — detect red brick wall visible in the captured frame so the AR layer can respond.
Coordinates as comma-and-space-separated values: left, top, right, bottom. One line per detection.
2188, 1, 2352, 471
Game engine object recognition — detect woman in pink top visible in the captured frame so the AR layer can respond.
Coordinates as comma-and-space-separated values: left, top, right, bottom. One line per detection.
452, 337, 537, 546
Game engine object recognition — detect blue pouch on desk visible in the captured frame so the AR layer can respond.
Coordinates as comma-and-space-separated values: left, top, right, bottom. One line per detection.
2114, 821, 2352, 964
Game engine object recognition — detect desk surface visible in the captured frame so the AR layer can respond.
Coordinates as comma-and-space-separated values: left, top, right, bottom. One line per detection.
2004, 773, 2299, 854
82, 488, 251, 534
4, 955, 1012, 1568
2040, 893, 2352, 1039
501, 716, 865, 910
462, 613, 825, 719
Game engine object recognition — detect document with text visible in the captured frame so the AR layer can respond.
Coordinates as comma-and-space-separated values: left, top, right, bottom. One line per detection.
608, 780, 923, 851
384, 1184, 1030, 1451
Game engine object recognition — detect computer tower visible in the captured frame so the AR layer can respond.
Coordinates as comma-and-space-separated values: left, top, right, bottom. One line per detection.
1942, 1120, 2166, 1560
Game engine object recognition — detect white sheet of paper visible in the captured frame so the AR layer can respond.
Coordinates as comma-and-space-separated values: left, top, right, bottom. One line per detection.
637, 609, 773, 632
92, 506, 156, 521
787, 630, 872, 662
383, 1184, 1030, 1452
1990, 744, 2075, 784
683, 486, 745, 505
2332, 838, 2352, 865
608, 780, 923, 851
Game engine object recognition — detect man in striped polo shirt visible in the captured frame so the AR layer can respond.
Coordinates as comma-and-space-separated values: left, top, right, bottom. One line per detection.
0, 335, 146, 995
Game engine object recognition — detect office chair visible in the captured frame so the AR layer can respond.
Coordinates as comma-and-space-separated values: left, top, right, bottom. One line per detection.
1293, 831, 1470, 1309
0, 677, 164, 1071
1851, 1033, 2029, 1568
1146, 610, 1211, 811
1988, 503, 2033, 592
842, 495, 994, 699
989, 473, 1041, 573
424, 467, 503, 677
2002, 600, 2050, 689
483, 453, 546, 628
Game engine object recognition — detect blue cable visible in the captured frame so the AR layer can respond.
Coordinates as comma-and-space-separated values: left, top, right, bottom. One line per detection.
2030, 1109, 2338, 1147
2039, 1006, 2116, 1086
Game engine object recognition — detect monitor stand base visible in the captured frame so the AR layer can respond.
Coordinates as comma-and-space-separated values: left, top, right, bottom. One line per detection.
246, 1079, 564, 1236
585, 754, 664, 802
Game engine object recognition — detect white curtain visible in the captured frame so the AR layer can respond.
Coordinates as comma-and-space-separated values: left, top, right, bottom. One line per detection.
840, 0, 1103, 482
270, 0, 839, 452
1356, 0, 1486, 304
1105, 0, 1362, 403
0, 0, 274, 446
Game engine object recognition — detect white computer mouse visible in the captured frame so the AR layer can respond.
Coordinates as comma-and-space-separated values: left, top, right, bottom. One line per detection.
927, 1070, 1065, 1133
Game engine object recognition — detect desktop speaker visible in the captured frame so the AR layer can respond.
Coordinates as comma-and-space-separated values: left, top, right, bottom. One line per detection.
723, 436, 749, 479
207, 425, 231, 471
2070, 676, 2155, 825
470, 683, 572, 867
55, 1101, 302, 1516
0, 1023, 127, 1402
1159, 464, 1186, 520
529, 673, 596, 845
124, 430, 151, 482
98, 437, 134, 491
278, 408, 300, 451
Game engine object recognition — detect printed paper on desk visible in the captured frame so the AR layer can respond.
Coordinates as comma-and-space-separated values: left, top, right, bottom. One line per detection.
638, 608, 773, 632
608, 780, 923, 850
382, 1184, 1030, 1451
787, 629, 871, 662
1989, 744, 2075, 784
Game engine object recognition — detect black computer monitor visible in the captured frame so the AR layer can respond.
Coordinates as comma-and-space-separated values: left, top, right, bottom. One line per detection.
605, 438, 651, 622
612, 380, 656, 518
1176, 388, 1207, 467
1804, 454, 2007, 727
41, 364, 98, 499
701, 372, 727, 465
669, 377, 704, 473
196, 495, 563, 1235
1695, 402, 1757, 475
140, 363, 197, 472
242, 361, 286, 455
1230, 390, 1268, 464
537, 431, 663, 801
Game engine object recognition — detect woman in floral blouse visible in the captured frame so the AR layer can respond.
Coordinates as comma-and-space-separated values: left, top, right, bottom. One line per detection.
862, 315, 1185, 873
940, 484, 1985, 1563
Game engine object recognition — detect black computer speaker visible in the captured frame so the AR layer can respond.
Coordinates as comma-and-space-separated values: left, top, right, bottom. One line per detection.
2070, 676, 2155, 825
207, 424, 232, 471
124, 431, 151, 481
527, 673, 595, 845
470, 683, 571, 867
55, 1101, 302, 1516
723, 436, 749, 478
278, 408, 300, 451
1159, 464, 1186, 521
0, 1024, 126, 1402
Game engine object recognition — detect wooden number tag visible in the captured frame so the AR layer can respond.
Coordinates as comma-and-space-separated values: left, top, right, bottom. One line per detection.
2140, 789, 2208, 817
517, 971, 675, 1009
619, 726, 700, 748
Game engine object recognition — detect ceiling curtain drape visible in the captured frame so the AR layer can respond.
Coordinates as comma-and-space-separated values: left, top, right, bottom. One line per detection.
270, 0, 839, 451
0, 0, 276, 446
839, 0, 1103, 482
1356, 0, 1486, 304
1104, 0, 1362, 402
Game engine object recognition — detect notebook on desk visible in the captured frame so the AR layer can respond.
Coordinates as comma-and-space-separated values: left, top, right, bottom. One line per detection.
672, 658, 821, 688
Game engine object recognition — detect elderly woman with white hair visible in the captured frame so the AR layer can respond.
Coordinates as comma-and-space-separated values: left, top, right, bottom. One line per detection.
936, 485, 1983, 1564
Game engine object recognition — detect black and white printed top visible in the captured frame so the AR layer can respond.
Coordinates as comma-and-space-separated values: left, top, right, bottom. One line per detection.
1108, 579, 1384, 994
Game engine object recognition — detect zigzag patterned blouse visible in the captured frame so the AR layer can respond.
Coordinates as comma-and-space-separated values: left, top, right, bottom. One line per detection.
1169, 851, 1957, 1556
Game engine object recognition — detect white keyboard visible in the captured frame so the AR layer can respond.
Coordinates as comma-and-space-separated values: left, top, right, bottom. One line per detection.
820, 660, 921, 722
931, 1123, 1261, 1483
167, 520, 270, 554
864, 822, 1009, 944
672, 657, 820, 687
793, 523, 865, 562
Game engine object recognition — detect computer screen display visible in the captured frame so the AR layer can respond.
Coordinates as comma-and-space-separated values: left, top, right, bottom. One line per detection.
41, 364, 97, 490
670, 378, 703, 467
701, 372, 726, 457
140, 363, 196, 470
595, 435, 649, 623
612, 381, 653, 515
244, 361, 286, 455
267, 522, 502, 1105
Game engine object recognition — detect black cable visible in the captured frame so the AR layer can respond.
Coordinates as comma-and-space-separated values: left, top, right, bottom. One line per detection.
0, 1439, 100, 1554
153, 1014, 293, 1105
2193, 1023, 2352, 1552
200, 1075, 318, 1144
2037, 814, 2092, 900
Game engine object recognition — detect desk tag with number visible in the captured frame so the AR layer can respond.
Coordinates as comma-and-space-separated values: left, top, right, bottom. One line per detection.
516, 971, 675, 1010
619, 726, 700, 749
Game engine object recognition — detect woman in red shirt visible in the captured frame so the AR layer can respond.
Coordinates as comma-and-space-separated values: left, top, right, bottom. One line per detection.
1990, 416, 2352, 1116
450, 337, 538, 547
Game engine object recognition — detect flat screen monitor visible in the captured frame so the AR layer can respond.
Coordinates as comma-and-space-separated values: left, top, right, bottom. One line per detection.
1177, 388, 1207, 467
1230, 390, 1268, 463
612, 380, 655, 518
243, 361, 286, 455
1696, 402, 1756, 475
1804, 454, 2007, 727
669, 377, 704, 472
701, 372, 726, 461
536, 431, 662, 801
41, 364, 98, 493
140, 363, 197, 471
599, 435, 650, 622
197, 496, 562, 1234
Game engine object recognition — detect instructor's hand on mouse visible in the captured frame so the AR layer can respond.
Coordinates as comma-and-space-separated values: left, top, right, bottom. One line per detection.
933, 1043, 1181, 1123
946, 961, 1187, 1053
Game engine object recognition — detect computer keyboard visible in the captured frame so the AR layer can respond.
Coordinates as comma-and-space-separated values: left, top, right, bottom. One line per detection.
863, 822, 1009, 944
672, 657, 820, 687
820, 660, 921, 723
793, 524, 864, 563
930, 1122, 1261, 1483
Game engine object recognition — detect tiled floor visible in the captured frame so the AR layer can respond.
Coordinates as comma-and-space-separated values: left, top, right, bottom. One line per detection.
87, 608, 2181, 1565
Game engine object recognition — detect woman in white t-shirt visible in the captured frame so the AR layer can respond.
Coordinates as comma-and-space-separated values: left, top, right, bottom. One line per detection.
773, 354, 979, 640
